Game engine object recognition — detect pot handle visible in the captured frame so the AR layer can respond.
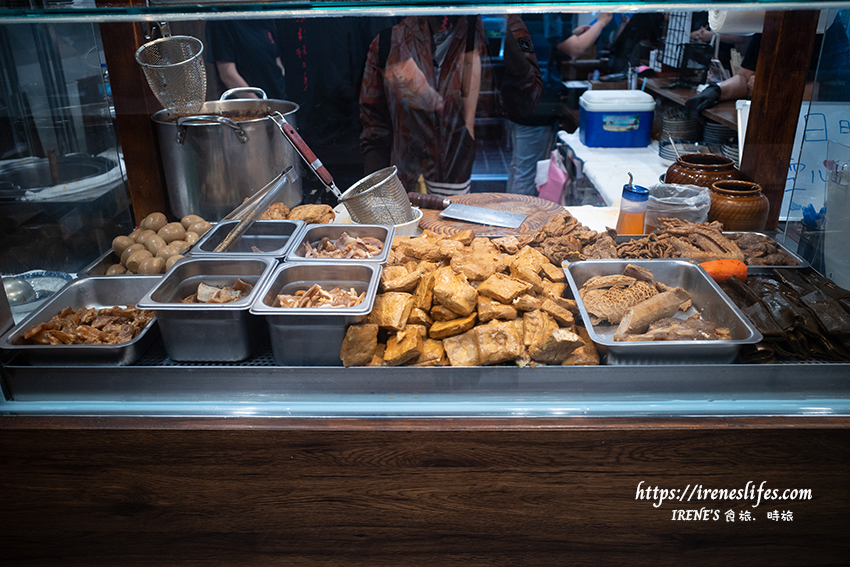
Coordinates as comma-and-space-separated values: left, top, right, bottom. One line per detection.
220, 87, 267, 101
175, 115, 248, 145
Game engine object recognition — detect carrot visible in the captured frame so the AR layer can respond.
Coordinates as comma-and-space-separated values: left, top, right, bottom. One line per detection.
700, 259, 747, 283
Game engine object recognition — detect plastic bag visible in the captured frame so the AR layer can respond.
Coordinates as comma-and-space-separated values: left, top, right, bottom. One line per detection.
537, 150, 569, 205
644, 183, 711, 232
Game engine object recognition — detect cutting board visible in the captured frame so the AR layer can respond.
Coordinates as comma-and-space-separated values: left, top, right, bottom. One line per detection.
417, 193, 564, 237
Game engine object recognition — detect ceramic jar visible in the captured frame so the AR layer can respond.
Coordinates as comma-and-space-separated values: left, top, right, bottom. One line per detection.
665, 153, 742, 188
708, 180, 770, 231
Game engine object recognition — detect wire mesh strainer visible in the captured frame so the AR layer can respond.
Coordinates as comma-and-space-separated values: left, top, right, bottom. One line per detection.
339, 166, 415, 225
135, 35, 206, 117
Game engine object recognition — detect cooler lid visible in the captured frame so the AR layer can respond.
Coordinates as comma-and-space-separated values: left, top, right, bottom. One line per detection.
579, 90, 656, 112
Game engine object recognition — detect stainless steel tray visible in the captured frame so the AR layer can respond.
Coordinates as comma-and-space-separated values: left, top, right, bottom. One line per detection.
563, 259, 762, 365
0, 276, 160, 366
137, 256, 276, 362
285, 224, 394, 264
613, 231, 807, 270
190, 219, 305, 258
251, 262, 381, 366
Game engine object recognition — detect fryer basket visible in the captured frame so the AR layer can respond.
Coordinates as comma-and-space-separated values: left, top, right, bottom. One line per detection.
135, 35, 207, 117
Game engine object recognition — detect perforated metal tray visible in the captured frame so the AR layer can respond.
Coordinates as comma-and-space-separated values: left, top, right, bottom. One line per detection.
564, 259, 762, 365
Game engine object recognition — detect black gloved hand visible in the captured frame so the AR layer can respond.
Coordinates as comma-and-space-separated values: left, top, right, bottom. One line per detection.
684, 83, 722, 118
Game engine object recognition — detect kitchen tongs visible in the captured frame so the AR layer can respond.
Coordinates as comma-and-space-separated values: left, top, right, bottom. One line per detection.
212, 166, 298, 253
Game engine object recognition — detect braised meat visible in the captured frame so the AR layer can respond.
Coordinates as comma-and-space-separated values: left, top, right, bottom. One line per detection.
22, 305, 154, 345
182, 279, 253, 304
301, 232, 384, 259
277, 284, 365, 309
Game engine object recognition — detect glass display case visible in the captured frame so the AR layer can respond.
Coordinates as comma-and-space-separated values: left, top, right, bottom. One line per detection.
1, 1, 849, 418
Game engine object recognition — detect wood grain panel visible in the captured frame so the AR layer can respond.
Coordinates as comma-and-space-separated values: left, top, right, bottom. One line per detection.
739, 10, 819, 230
1, 418, 847, 565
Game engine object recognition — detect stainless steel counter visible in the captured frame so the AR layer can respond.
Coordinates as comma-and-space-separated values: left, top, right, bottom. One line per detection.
2, 332, 847, 418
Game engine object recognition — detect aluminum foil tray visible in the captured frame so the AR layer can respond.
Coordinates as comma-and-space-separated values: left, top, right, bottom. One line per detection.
563, 259, 762, 365
251, 262, 381, 366
285, 224, 394, 264
190, 219, 305, 258
0, 275, 160, 366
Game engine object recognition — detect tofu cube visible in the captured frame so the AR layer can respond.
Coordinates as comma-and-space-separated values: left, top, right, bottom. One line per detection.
340, 323, 379, 367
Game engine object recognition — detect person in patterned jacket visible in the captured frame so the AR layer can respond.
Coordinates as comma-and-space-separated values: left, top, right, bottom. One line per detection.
360, 15, 543, 197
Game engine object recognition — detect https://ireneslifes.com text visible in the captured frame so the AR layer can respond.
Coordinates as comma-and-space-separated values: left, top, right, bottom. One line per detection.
636, 481, 812, 522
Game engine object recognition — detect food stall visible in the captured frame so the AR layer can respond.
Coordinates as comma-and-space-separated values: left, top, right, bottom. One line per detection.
1, 1, 848, 564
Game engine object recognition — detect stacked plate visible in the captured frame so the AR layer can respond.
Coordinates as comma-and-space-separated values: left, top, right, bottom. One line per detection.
721, 142, 740, 168
660, 108, 703, 146
659, 141, 713, 162
704, 121, 737, 146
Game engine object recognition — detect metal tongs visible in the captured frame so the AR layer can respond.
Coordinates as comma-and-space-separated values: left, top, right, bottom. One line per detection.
268, 111, 343, 200
213, 166, 298, 252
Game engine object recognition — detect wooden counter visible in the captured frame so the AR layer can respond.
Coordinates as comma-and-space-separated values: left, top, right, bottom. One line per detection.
644, 77, 738, 130
1, 415, 848, 565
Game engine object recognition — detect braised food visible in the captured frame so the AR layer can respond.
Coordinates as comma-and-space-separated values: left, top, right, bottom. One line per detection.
301, 232, 384, 259
343, 229, 598, 367
182, 279, 253, 303
277, 284, 366, 309
22, 305, 154, 345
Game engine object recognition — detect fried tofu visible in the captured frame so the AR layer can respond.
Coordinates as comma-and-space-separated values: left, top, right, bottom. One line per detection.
368, 292, 415, 331
477, 296, 518, 323
367, 343, 387, 366
438, 239, 465, 259
381, 265, 422, 293
408, 338, 447, 366
443, 329, 480, 366
412, 271, 436, 311
384, 324, 426, 366
492, 235, 521, 255
477, 273, 533, 304
287, 204, 335, 224
432, 266, 478, 316
474, 319, 524, 365
540, 260, 566, 283
429, 313, 477, 339
340, 323, 379, 367
407, 307, 433, 327
524, 310, 582, 364
450, 238, 507, 281
401, 230, 444, 262
563, 325, 599, 366
509, 246, 547, 292
523, 309, 555, 349
512, 294, 542, 312
430, 305, 461, 321
448, 229, 476, 245
541, 298, 575, 328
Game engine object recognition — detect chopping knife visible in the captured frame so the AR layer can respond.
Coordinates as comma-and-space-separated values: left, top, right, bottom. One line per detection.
407, 192, 527, 229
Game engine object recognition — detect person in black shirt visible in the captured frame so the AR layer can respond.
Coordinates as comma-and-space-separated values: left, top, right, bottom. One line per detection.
208, 20, 286, 100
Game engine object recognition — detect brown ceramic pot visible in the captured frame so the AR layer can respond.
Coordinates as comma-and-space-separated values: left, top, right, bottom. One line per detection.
708, 180, 770, 231
665, 153, 742, 188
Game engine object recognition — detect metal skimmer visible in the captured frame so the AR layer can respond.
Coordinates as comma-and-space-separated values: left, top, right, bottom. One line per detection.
338, 166, 415, 225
